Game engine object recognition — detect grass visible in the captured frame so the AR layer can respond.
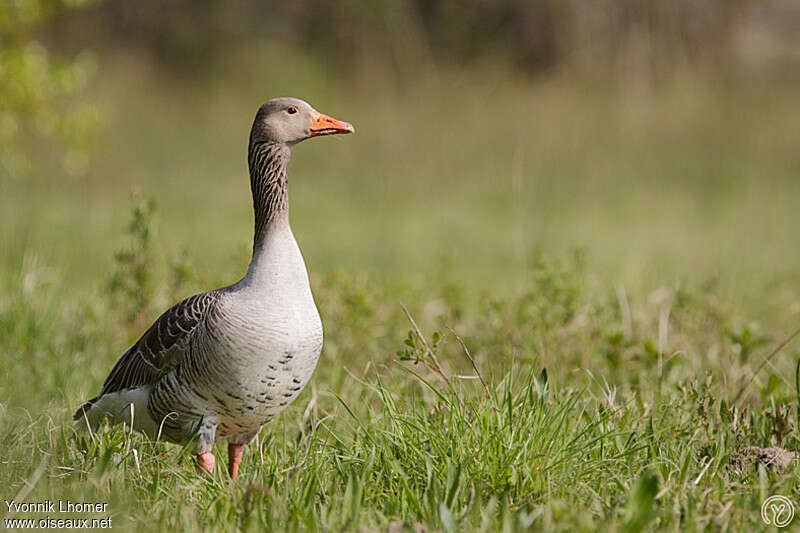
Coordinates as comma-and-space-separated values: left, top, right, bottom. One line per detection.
2, 49, 800, 531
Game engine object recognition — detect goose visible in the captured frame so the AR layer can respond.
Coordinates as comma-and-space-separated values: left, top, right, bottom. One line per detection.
75, 97, 354, 479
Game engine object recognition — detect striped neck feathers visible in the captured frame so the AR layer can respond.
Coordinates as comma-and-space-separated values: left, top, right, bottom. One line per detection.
248, 141, 292, 246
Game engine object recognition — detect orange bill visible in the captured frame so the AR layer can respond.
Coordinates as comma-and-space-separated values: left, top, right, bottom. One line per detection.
310, 110, 355, 136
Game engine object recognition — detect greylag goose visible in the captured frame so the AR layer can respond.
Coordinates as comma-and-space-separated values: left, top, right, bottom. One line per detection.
75, 97, 354, 479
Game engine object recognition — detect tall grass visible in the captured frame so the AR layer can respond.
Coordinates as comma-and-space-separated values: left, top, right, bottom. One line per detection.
2, 195, 799, 530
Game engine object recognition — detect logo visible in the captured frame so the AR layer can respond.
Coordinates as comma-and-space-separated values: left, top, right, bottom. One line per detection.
762, 495, 794, 527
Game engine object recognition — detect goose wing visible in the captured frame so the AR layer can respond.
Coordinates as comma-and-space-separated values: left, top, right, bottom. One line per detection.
74, 291, 219, 419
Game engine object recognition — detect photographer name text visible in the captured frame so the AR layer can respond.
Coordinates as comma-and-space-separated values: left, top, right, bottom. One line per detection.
4, 500, 112, 529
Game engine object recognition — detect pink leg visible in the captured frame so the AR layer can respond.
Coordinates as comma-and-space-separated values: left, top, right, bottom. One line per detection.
228, 443, 245, 480
196, 451, 215, 475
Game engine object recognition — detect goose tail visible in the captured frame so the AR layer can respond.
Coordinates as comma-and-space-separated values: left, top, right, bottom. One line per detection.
72, 388, 157, 436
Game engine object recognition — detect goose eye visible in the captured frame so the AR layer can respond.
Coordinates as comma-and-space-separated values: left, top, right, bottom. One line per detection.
287, 106, 298, 115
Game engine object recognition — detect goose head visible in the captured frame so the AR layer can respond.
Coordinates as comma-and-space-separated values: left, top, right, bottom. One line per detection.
250, 97, 354, 146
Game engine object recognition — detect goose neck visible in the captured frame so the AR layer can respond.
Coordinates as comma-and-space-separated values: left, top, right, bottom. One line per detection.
248, 141, 292, 248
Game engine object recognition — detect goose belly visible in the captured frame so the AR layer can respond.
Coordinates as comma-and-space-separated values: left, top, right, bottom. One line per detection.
206, 303, 323, 434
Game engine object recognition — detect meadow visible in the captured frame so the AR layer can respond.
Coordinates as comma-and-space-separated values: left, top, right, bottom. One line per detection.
2, 49, 800, 531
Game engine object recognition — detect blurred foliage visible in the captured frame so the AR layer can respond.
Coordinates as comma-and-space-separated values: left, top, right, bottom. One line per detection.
107, 193, 158, 333
0, 0, 100, 179
47, 0, 798, 80
3, 0, 797, 182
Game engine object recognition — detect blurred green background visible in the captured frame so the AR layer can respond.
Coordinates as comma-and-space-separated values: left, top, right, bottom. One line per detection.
2, 0, 799, 324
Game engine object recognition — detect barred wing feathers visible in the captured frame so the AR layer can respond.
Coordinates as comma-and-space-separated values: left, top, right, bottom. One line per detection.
73, 292, 218, 420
